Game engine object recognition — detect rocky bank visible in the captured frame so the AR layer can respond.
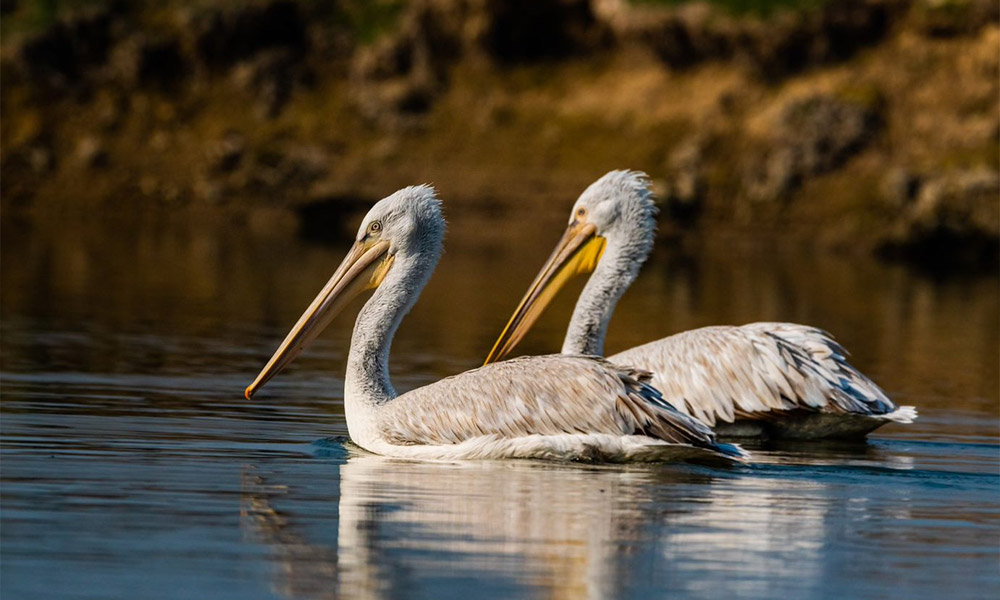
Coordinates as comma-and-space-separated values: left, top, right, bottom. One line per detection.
1, 0, 997, 271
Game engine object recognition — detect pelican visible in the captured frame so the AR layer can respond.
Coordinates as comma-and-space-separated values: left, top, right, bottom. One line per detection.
484, 170, 917, 439
245, 185, 746, 463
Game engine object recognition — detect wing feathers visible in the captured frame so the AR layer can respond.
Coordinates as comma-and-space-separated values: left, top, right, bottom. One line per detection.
377, 354, 731, 456
610, 323, 899, 426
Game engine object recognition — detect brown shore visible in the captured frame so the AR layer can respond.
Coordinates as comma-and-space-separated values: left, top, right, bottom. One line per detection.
2, 0, 997, 272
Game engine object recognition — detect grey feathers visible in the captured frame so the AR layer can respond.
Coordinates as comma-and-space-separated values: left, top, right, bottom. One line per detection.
376, 354, 728, 454
610, 323, 900, 427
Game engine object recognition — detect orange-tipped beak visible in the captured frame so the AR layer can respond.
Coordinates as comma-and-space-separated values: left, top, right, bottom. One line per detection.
245, 239, 393, 399
484, 220, 605, 365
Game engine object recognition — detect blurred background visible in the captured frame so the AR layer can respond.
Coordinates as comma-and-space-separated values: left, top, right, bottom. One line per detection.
1, 0, 997, 271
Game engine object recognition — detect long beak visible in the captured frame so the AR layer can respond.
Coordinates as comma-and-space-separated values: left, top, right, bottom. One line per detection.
484, 220, 605, 365
245, 240, 393, 399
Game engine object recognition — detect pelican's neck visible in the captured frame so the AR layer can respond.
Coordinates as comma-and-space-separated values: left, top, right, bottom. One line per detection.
344, 251, 435, 426
344, 283, 401, 407
561, 235, 647, 356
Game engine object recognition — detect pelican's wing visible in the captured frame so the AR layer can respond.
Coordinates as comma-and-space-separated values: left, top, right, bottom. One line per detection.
377, 354, 737, 455
609, 323, 902, 427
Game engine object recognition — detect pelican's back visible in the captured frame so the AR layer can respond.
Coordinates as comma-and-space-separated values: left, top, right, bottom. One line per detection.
609, 323, 915, 437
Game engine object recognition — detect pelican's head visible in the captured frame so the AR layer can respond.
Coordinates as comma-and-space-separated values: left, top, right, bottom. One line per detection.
352, 184, 445, 263
484, 170, 656, 364
245, 186, 443, 398
570, 170, 657, 249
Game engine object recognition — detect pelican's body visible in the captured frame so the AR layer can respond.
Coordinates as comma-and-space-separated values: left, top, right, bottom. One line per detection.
485, 171, 916, 439
246, 186, 745, 463
355, 355, 740, 462
609, 323, 914, 439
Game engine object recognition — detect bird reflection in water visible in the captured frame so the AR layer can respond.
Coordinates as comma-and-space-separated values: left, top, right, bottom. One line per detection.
242, 443, 913, 598
239, 444, 909, 600
241, 450, 711, 599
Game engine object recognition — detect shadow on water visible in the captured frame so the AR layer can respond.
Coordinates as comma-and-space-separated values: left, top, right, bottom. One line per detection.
2, 208, 998, 599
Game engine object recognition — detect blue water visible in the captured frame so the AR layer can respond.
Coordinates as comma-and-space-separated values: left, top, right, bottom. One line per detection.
2, 213, 998, 599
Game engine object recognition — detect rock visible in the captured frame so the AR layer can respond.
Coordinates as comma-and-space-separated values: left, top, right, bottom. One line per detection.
739, 0, 896, 80
879, 168, 1000, 270
597, 0, 901, 79
909, 168, 999, 232
355, 2, 464, 77
351, 0, 606, 121
231, 48, 308, 118
350, 0, 464, 121
283, 144, 329, 185
477, 0, 605, 63
16, 8, 113, 88
369, 78, 435, 114
109, 34, 187, 90
746, 93, 883, 201
913, 0, 1000, 38
230, 143, 329, 200
194, 0, 307, 71
784, 93, 882, 175
640, 3, 734, 70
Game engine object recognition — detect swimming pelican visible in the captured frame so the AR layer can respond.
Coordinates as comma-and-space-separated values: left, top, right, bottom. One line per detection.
245, 185, 746, 462
484, 171, 917, 439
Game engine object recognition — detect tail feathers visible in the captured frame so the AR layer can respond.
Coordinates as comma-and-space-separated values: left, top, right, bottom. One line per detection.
883, 405, 918, 424
714, 441, 751, 462
608, 358, 750, 462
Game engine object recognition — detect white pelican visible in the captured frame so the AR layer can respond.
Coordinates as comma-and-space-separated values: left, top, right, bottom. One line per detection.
484, 170, 917, 439
245, 185, 746, 462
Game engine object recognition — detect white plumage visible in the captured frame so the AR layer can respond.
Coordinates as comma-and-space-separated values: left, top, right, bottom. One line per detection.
485, 170, 916, 439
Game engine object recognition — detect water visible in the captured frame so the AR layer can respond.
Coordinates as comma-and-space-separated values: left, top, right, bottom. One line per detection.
2, 205, 998, 599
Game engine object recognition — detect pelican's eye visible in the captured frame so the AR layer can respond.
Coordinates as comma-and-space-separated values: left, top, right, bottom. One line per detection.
576, 207, 587, 218
368, 221, 382, 235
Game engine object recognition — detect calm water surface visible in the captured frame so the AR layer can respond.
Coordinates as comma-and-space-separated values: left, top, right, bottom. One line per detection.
2, 206, 998, 599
